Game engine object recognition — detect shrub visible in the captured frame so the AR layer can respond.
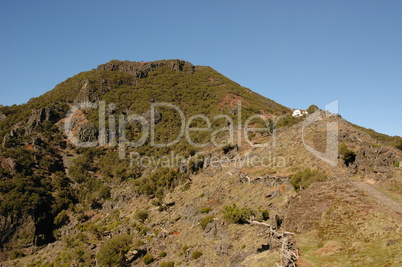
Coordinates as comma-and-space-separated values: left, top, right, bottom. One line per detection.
159, 251, 167, 257
394, 161, 400, 168
259, 209, 270, 221
134, 168, 188, 198
54, 210, 69, 227
160, 261, 175, 267
290, 168, 327, 191
191, 250, 203, 260
97, 234, 132, 266
200, 215, 215, 230
134, 209, 149, 223
306, 104, 319, 114
8, 250, 23, 260
143, 254, 154, 265
222, 204, 254, 224
339, 143, 356, 166
200, 207, 211, 214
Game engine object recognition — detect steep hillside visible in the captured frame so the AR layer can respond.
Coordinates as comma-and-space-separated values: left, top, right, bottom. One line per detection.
0, 60, 401, 266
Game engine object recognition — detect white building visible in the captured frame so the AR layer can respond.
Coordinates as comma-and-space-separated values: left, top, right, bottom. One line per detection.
292, 109, 308, 117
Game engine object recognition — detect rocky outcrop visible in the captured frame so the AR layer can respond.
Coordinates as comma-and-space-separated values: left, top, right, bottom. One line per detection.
78, 122, 98, 143
26, 108, 60, 133
2, 125, 23, 148
97, 59, 195, 78
0, 156, 17, 174
0, 215, 36, 250
349, 142, 397, 179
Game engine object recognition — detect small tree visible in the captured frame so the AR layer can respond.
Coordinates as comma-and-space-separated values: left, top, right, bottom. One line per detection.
134, 209, 149, 223
97, 235, 132, 266
54, 210, 69, 227
200, 215, 215, 230
143, 254, 154, 265
307, 105, 319, 114
222, 204, 254, 224
290, 168, 327, 191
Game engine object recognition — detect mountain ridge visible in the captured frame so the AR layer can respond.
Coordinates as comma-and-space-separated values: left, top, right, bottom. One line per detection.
0, 59, 401, 266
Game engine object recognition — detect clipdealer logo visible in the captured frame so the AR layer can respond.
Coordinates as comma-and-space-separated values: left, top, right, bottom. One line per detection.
64, 99, 339, 166
64, 101, 279, 159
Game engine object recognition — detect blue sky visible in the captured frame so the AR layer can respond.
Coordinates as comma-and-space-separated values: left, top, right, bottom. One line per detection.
1, 0, 401, 136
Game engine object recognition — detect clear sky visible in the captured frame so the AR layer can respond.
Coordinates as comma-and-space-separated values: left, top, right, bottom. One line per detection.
1, 0, 401, 136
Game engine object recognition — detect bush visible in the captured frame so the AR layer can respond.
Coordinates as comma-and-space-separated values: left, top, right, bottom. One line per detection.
159, 251, 167, 257
191, 250, 203, 260
160, 261, 175, 267
143, 254, 154, 265
54, 210, 69, 227
200, 215, 215, 230
134, 168, 188, 198
222, 204, 254, 224
96, 235, 132, 266
339, 143, 356, 166
307, 104, 319, 114
394, 161, 400, 168
200, 207, 211, 214
290, 168, 327, 191
134, 209, 149, 223
8, 250, 24, 260
259, 209, 270, 221
222, 144, 235, 154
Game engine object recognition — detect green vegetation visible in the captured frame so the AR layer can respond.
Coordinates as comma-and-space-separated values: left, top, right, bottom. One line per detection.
134, 209, 149, 223
160, 261, 175, 267
96, 234, 132, 266
351, 123, 402, 150
191, 250, 203, 260
143, 254, 154, 265
222, 204, 254, 224
1, 59, 400, 266
200, 215, 215, 230
276, 114, 304, 128
306, 104, 319, 114
290, 168, 327, 191
200, 207, 212, 214
338, 143, 356, 166
258, 209, 270, 221
133, 168, 188, 199
54, 210, 69, 227
158, 251, 167, 257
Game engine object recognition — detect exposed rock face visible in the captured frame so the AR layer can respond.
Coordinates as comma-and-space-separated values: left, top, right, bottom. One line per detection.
26, 107, 60, 133
2, 125, 24, 148
0, 157, 17, 174
216, 242, 232, 255
141, 108, 162, 124
349, 142, 396, 179
78, 122, 98, 143
0, 215, 36, 250
97, 59, 195, 78
204, 221, 218, 238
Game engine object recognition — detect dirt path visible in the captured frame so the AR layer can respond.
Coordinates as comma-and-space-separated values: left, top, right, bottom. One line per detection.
352, 181, 402, 214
